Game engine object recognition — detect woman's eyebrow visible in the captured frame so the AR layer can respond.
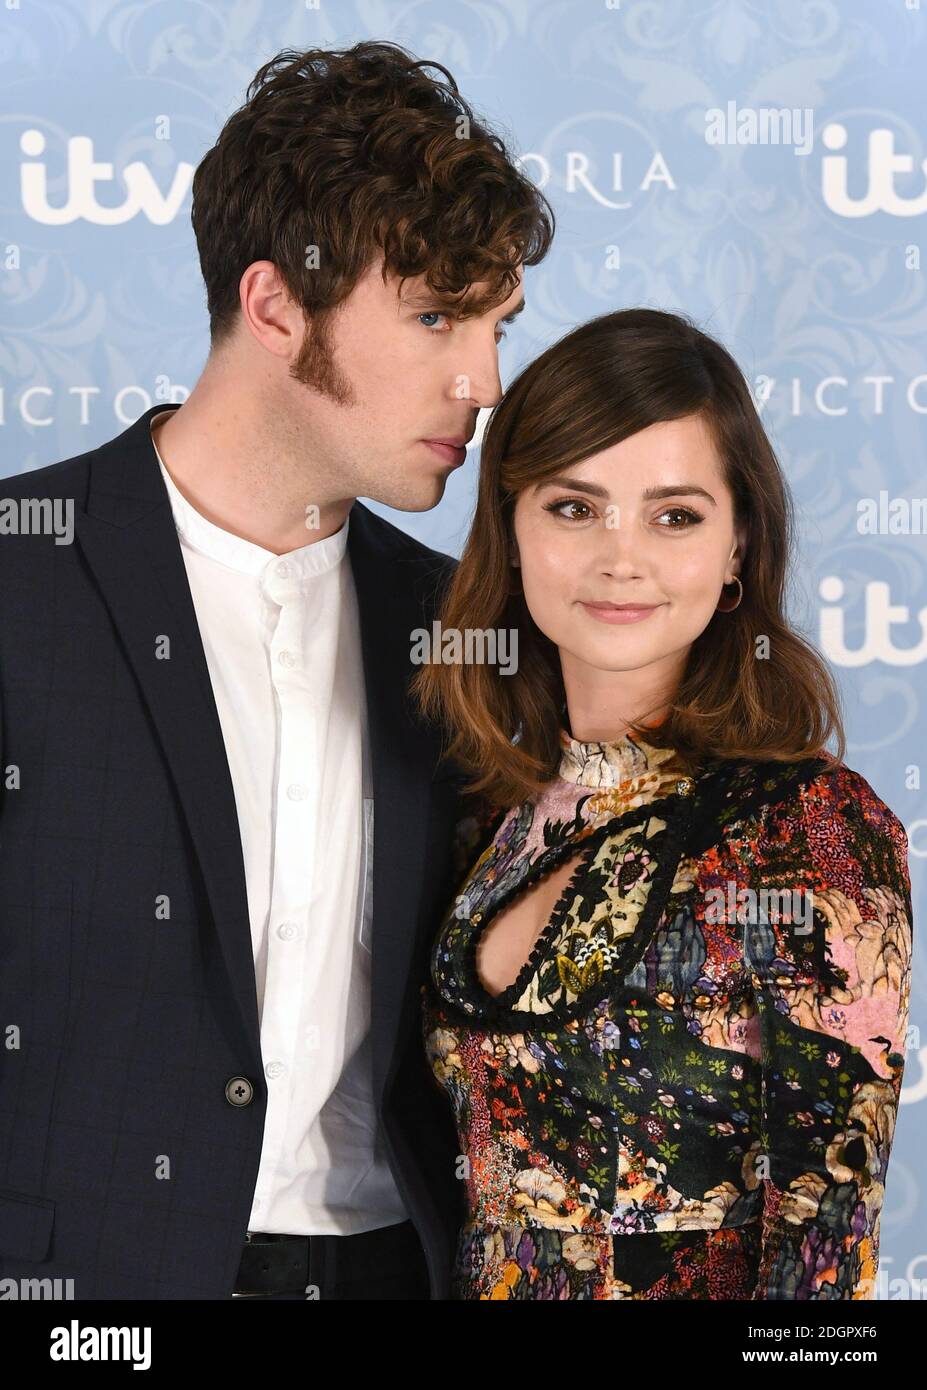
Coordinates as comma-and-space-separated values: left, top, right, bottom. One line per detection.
641, 483, 717, 506
535, 475, 717, 506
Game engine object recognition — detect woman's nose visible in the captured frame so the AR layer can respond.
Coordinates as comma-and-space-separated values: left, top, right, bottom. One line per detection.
592, 513, 647, 575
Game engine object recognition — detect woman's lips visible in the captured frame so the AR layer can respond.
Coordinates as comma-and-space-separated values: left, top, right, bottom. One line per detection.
578, 602, 663, 625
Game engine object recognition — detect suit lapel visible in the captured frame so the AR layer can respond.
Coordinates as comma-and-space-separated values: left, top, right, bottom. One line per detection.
346, 504, 450, 1103
74, 405, 449, 1095
75, 404, 261, 1062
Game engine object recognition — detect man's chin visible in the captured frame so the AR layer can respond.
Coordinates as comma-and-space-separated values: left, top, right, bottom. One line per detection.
363, 479, 448, 513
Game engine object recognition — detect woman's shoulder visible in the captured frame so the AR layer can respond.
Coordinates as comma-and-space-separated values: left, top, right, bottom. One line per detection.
451, 751, 910, 903
795, 759, 909, 845
750, 754, 901, 833
793, 759, 911, 903
704, 751, 910, 897
702, 749, 901, 826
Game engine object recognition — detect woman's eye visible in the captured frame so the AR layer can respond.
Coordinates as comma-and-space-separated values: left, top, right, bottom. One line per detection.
541, 500, 704, 528
657, 507, 703, 529
543, 498, 595, 522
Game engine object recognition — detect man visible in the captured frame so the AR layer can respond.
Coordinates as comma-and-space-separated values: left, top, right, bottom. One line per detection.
0, 41, 553, 1299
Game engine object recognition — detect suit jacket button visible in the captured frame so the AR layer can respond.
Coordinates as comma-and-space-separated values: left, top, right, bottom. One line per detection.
225, 1076, 254, 1107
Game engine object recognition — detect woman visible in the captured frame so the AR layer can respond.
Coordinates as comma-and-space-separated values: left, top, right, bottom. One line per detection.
411, 308, 913, 1301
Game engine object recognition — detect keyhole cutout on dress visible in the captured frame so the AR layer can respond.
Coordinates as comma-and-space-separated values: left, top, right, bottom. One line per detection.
475, 850, 587, 999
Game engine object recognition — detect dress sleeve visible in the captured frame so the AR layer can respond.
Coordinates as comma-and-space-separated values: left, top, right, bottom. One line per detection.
744, 764, 913, 1300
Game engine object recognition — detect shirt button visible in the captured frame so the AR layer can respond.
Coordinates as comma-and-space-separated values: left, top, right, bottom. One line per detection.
277, 649, 298, 668
265, 1061, 286, 1080
225, 1076, 254, 1107
277, 921, 300, 941
275, 560, 291, 578
286, 783, 308, 801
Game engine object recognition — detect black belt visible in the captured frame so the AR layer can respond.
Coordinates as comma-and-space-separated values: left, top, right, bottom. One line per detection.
234, 1231, 313, 1296
232, 1220, 422, 1297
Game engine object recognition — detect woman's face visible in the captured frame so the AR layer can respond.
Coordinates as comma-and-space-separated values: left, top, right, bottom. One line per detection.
510, 414, 745, 715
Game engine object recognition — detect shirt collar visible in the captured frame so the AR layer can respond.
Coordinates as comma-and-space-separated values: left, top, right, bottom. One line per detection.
151, 412, 349, 584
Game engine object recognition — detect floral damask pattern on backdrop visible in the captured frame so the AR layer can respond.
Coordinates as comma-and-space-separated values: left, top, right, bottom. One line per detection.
1, 0, 923, 1295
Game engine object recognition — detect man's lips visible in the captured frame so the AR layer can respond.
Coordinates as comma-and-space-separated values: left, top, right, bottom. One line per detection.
423, 439, 468, 466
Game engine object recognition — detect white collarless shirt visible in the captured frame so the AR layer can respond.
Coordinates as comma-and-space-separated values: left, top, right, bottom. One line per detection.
150, 415, 407, 1235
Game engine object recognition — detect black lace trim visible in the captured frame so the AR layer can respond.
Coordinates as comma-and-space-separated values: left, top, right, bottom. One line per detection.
445, 776, 709, 1029
430, 754, 839, 1032
478, 825, 614, 1011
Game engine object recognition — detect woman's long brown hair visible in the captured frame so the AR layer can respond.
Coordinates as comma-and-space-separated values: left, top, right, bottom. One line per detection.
410, 307, 845, 809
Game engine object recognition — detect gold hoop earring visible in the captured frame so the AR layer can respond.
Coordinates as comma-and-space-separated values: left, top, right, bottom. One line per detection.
715, 576, 743, 613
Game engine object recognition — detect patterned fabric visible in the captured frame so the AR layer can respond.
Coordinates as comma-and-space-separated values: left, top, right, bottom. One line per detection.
422, 730, 913, 1300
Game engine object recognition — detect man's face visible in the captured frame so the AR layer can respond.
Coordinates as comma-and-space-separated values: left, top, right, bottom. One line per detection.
286, 257, 525, 510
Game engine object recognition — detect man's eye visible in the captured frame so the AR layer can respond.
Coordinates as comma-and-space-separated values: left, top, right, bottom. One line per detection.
418, 312, 508, 341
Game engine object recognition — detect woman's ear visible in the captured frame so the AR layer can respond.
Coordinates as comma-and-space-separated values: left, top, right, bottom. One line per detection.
729, 525, 747, 578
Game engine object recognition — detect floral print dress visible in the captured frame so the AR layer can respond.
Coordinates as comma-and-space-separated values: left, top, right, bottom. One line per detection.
421, 730, 913, 1300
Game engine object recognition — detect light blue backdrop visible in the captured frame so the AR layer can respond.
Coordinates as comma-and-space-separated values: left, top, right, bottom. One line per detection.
2, 0, 925, 1296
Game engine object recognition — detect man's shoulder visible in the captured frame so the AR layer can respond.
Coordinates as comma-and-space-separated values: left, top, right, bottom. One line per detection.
351, 500, 455, 563
1, 445, 95, 501
0, 447, 96, 569
349, 501, 458, 595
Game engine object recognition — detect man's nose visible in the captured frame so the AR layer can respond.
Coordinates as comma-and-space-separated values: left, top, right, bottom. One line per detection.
454, 337, 504, 410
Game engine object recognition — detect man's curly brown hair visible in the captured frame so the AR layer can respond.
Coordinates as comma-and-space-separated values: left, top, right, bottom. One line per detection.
191, 41, 555, 348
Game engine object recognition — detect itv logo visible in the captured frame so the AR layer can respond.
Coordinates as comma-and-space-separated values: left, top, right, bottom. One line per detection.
819, 576, 927, 666
19, 129, 193, 225
821, 122, 927, 218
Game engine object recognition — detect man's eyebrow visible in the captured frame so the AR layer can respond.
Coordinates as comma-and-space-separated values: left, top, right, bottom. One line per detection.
498, 296, 526, 323
402, 291, 526, 323
453, 295, 526, 323
534, 475, 718, 505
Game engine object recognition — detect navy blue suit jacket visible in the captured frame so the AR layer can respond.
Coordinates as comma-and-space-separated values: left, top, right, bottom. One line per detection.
0, 404, 467, 1298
